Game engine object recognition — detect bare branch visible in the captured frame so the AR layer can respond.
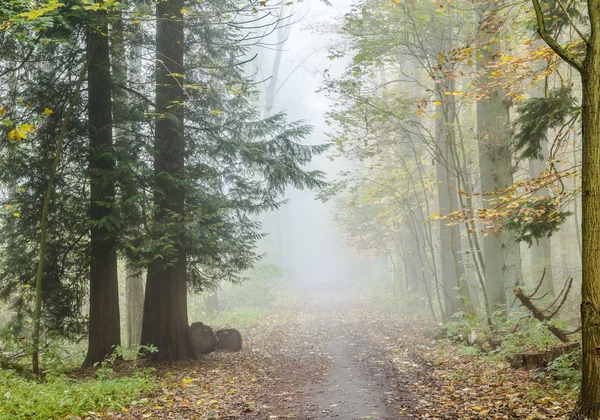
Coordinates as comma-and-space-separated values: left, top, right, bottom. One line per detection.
531, 0, 583, 72
555, 0, 589, 44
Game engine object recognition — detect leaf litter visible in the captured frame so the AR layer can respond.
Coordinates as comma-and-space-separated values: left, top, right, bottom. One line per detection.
89, 296, 576, 419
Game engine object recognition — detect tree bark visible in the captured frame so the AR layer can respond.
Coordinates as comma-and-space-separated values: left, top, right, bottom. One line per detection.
83, 13, 121, 366
527, 63, 555, 296
140, 0, 198, 361
573, 11, 600, 417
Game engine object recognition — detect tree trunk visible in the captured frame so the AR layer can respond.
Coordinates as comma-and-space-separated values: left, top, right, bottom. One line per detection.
572, 10, 600, 416
32, 53, 92, 375
527, 62, 555, 296
140, 0, 197, 361
126, 268, 144, 348
528, 151, 555, 297
83, 14, 121, 366
476, 4, 523, 311
435, 78, 473, 317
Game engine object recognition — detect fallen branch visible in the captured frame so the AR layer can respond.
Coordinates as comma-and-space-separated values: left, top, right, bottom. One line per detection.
513, 287, 571, 342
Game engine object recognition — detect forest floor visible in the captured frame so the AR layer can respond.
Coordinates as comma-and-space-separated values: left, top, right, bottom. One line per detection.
97, 295, 576, 419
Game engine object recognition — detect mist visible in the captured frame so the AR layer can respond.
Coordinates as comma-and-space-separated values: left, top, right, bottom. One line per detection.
0, 0, 591, 418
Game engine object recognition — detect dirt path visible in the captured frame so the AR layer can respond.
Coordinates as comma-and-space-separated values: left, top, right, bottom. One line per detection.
104, 294, 577, 419
254, 297, 423, 419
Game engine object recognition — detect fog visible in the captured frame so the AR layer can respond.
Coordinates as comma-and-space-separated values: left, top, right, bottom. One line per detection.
253, 0, 378, 293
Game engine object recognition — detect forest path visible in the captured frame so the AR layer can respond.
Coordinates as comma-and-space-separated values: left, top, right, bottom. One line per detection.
234, 295, 428, 419
104, 296, 432, 419
296, 298, 419, 419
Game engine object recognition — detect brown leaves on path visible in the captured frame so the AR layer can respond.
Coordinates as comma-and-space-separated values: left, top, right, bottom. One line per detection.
89, 296, 577, 419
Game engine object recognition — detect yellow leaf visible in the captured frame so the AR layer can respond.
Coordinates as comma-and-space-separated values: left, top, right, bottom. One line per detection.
44, 108, 53, 116
8, 124, 35, 142
8, 129, 24, 142
20, 123, 35, 133
0, 106, 6, 117
13, 212, 20, 218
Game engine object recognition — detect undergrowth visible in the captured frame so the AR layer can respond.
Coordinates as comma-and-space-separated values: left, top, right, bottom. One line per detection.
433, 310, 581, 392
0, 368, 156, 419
0, 344, 158, 419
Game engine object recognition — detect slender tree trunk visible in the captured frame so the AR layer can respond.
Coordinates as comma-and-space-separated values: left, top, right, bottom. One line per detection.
32, 55, 92, 375
140, 0, 198, 361
435, 85, 472, 317
84, 13, 121, 366
112, 10, 145, 349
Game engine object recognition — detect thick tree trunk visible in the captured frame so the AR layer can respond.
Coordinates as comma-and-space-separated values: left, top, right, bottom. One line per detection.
476, 4, 523, 311
83, 14, 121, 366
112, 11, 145, 349
572, 11, 600, 417
140, 0, 197, 361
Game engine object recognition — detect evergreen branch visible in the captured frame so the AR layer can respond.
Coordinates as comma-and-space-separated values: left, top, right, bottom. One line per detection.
531, 0, 583, 72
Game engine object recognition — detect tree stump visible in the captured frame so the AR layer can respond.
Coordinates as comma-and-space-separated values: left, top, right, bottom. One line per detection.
190, 322, 218, 355
508, 342, 580, 370
215, 329, 242, 351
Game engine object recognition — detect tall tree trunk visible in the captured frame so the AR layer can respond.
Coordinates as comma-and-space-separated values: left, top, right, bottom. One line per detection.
530, 1, 600, 414
476, 4, 523, 311
435, 80, 473, 317
573, 9, 600, 418
32, 55, 92, 375
527, 61, 555, 296
83, 13, 121, 366
140, 0, 197, 361
126, 268, 144, 348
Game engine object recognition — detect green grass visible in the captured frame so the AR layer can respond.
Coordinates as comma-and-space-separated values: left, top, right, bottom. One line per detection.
0, 368, 157, 419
